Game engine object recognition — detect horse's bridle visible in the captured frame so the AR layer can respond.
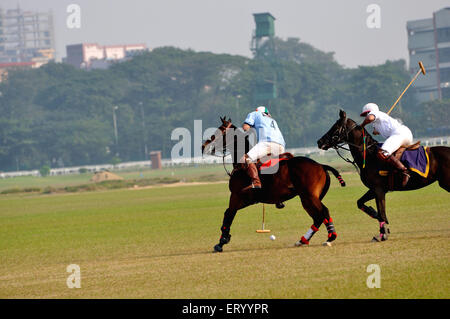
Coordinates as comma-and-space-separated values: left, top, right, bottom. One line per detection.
327, 119, 376, 174
328, 118, 358, 151
329, 119, 377, 151
207, 121, 234, 176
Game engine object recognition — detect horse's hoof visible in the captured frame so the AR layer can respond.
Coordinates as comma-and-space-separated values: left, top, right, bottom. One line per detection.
327, 233, 337, 242
275, 202, 285, 209
213, 244, 223, 252
294, 240, 308, 247
372, 235, 388, 242
219, 234, 231, 245
323, 241, 332, 247
380, 224, 390, 238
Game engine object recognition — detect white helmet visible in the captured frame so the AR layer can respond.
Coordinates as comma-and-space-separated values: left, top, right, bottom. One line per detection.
256, 106, 269, 114
360, 103, 379, 117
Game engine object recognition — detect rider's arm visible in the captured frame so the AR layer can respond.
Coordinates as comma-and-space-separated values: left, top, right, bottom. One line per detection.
243, 112, 256, 131
360, 114, 375, 128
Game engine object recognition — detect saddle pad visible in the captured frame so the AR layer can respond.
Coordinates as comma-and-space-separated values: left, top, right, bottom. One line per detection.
401, 146, 429, 178
259, 157, 290, 170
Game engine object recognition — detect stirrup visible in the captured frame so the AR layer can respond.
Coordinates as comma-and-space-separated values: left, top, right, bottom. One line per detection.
401, 171, 410, 186
241, 183, 261, 193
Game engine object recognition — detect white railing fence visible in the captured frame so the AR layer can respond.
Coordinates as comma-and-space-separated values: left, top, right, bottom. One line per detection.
1, 136, 448, 179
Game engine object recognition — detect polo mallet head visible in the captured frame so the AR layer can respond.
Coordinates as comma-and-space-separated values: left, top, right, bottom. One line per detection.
256, 204, 270, 233
418, 61, 426, 75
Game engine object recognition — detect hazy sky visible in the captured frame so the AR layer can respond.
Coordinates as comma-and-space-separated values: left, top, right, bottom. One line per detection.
2, 0, 449, 68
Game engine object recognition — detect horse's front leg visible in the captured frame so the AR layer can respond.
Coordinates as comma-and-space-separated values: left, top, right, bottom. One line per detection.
214, 193, 248, 252
373, 189, 390, 242
357, 189, 381, 221
214, 208, 236, 252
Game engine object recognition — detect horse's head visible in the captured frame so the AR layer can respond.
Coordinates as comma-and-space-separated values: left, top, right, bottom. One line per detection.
201, 116, 235, 156
317, 110, 353, 150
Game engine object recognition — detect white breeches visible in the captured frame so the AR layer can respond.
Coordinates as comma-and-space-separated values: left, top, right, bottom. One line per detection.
246, 141, 285, 163
381, 126, 413, 156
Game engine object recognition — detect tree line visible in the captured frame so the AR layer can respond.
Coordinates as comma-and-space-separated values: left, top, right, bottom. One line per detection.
0, 37, 448, 171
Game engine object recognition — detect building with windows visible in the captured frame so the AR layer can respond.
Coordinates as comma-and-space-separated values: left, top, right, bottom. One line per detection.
0, 61, 37, 82
0, 6, 55, 65
65, 43, 147, 69
407, 7, 450, 101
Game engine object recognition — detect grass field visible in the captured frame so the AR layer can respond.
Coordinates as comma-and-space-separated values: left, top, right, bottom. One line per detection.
0, 171, 449, 299
0, 165, 229, 193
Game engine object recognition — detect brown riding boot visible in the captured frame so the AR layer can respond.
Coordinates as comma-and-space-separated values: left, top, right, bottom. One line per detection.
242, 163, 261, 192
387, 155, 410, 187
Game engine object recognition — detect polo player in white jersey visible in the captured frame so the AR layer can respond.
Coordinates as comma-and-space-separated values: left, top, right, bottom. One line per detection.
240, 106, 286, 191
360, 103, 413, 186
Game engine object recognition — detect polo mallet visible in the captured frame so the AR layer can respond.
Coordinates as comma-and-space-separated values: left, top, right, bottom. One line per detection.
256, 204, 270, 233
387, 61, 426, 115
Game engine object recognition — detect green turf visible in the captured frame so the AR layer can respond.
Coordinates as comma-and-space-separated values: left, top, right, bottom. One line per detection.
0, 172, 448, 298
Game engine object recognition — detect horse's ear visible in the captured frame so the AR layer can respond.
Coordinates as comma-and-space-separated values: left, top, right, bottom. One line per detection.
219, 116, 224, 123
339, 109, 346, 119
228, 117, 232, 123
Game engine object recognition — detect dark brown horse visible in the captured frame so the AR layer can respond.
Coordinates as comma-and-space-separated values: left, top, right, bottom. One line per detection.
202, 117, 346, 252
317, 110, 450, 241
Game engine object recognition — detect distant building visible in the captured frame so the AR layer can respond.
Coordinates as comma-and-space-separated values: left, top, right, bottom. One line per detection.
407, 7, 450, 102
0, 6, 55, 66
65, 43, 147, 69
0, 61, 37, 82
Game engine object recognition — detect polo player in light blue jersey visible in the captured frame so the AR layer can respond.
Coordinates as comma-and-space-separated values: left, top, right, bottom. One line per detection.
240, 106, 286, 191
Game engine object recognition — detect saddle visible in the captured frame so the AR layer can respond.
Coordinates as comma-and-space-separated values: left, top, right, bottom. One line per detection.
256, 152, 294, 209
392, 141, 421, 160
256, 152, 294, 171
379, 141, 426, 190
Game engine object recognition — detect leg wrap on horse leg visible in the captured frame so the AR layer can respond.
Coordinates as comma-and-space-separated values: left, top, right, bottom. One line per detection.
300, 225, 319, 245
324, 218, 337, 242
219, 209, 234, 245
372, 221, 390, 242
219, 226, 231, 246
378, 221, 390, 241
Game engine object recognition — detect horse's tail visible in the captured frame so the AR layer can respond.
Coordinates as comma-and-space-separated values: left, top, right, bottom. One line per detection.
322, 165, 346, 187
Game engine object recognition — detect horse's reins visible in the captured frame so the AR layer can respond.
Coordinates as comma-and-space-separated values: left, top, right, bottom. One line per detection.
222, 153, 232, 177
221, 122, 233, 177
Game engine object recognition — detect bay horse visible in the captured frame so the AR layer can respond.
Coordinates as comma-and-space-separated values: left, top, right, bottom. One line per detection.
317, 110, 450, 241
202, 116, 346, 252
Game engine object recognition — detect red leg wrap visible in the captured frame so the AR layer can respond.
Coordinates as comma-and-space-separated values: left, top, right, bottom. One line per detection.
300, 236, 309, 245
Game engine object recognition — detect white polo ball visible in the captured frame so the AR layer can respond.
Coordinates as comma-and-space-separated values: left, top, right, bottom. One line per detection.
270, 235, 276, 241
